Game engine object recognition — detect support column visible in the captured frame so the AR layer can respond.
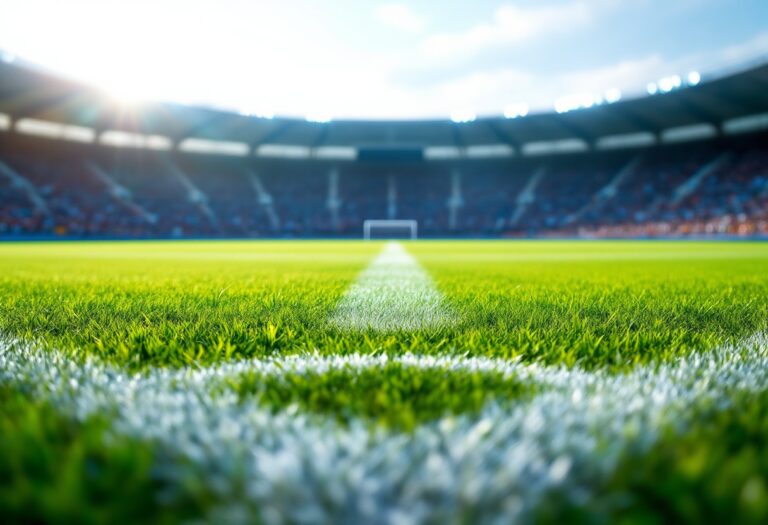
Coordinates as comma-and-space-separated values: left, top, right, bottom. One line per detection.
326, 168, 341, 231
387, 175, 397, 220
447, 169, 464, 230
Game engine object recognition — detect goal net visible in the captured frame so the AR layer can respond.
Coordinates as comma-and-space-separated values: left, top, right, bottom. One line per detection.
363, 219, 418, 240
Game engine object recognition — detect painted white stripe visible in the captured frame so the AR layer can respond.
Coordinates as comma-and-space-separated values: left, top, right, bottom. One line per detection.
1, 333, 768, 524
330, 241, 453, 330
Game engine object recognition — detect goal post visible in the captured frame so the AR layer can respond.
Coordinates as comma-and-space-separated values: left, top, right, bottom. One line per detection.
363, 219, 418, 240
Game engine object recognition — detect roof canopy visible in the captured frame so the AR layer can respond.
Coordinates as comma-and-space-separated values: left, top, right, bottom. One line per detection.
1, 60, 767, 150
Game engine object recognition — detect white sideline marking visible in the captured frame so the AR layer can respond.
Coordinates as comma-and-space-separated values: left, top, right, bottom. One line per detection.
331, 241, 453, 330
2, 333, 768, 524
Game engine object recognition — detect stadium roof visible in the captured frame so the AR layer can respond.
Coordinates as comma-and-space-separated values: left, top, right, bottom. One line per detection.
1, 58, 767, 156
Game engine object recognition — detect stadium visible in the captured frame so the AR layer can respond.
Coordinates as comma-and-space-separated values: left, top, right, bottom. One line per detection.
1, 1, 768, 524
1, 57, 768, 239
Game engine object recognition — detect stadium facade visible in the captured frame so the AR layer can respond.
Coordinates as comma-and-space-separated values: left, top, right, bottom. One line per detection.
1, 58, 767, 239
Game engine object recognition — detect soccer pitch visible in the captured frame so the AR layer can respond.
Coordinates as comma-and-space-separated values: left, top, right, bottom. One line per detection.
1, 240, 768, 524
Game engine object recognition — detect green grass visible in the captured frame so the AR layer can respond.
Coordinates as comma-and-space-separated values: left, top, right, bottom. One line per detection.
0, 387, 214, 525
224, 363, 532, 431
538, 388, 768, 525
0, 240, 766, 371
1, 239, 768, 523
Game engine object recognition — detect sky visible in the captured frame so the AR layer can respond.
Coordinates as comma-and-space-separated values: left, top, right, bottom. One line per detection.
0, 0, 767, 120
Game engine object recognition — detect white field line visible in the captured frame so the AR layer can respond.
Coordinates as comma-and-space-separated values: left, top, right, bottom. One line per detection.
330, 241, 453, 331
2, 332, 768, 524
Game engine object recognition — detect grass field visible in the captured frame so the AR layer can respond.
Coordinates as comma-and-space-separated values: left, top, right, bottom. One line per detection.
1, 240, 768, 524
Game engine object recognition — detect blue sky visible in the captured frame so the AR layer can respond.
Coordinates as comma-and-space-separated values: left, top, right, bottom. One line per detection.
0, 0, 766, 119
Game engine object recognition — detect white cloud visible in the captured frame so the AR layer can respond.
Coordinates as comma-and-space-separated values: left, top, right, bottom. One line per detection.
434, 68, 536, 113
375, 3, 424, 33
1, 0, 766, 119
422, 30, 768, 118
421, 2, 594, 60
716, 31, 768, 66
420, 55, 671, 116
558, 55, 669, 95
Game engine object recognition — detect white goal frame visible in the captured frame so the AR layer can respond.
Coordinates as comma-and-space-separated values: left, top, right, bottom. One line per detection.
363, 219, 418, 240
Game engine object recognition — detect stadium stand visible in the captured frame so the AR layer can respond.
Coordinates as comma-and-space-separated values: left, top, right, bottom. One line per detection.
1, 59, 767, 239
1, 132, 766, 238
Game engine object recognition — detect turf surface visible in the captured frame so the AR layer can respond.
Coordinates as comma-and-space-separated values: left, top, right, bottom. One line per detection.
225, 362, 533, 430
1, 239, 767, 524
0, 240, 766, 370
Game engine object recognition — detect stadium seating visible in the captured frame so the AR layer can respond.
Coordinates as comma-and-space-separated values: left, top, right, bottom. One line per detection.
0, 133, 766, 238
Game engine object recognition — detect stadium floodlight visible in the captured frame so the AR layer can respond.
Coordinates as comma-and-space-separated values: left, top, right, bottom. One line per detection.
646, 82, 658, 95
307, 113, 332, 123
240, 110, 274, 119
687, 71, 701, 86
658, 75, 682, 93
604, 88, 622, 104
504, 103, 529, 119
554, 93, 600, 114
363, 219, 418, 240
450, 110, 476, 123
